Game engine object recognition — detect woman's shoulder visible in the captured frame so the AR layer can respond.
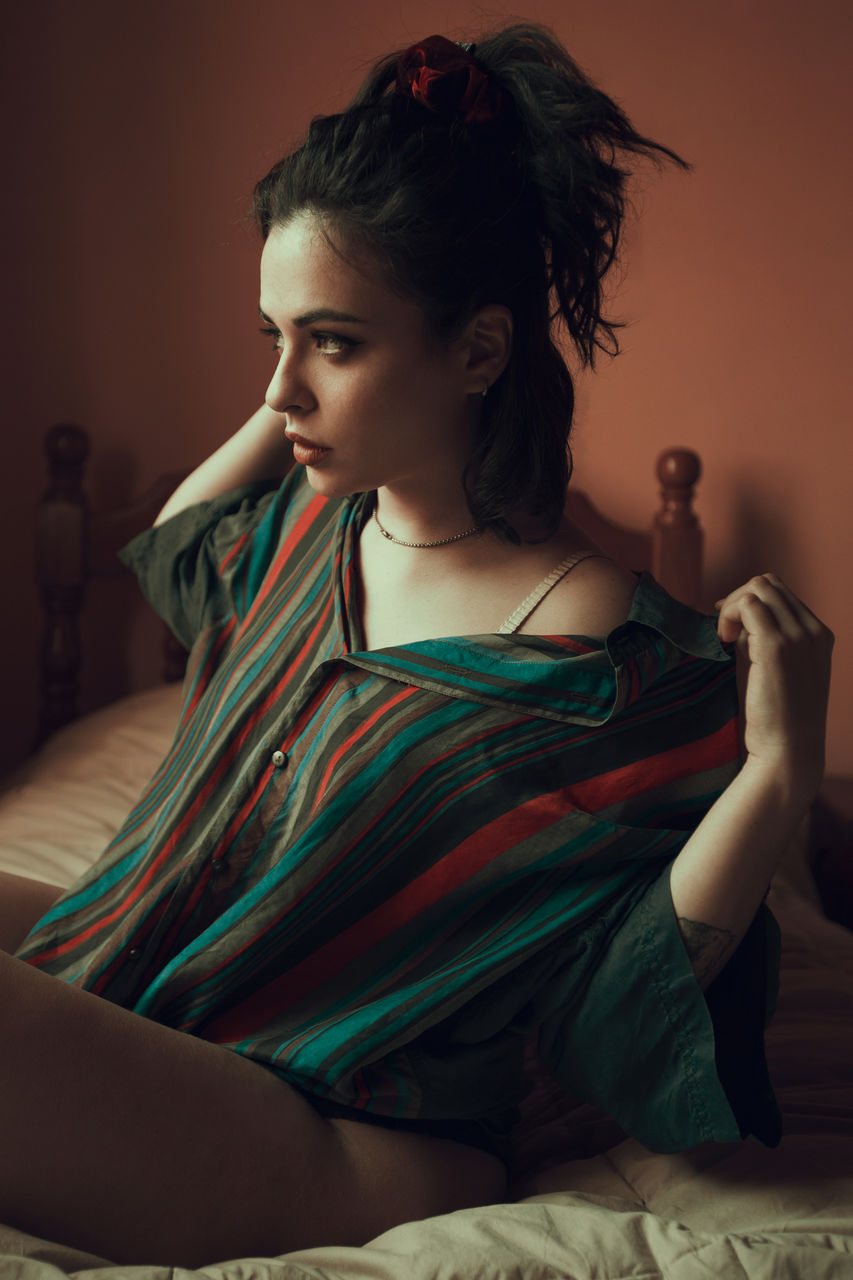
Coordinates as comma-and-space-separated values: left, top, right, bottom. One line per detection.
511, 520, 639, 638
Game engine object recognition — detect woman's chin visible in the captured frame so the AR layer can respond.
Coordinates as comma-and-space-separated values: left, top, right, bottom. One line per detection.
300, 465, 366, 501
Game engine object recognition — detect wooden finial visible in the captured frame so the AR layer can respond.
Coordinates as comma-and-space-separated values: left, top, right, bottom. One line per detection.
44, 423, 89, 493
652, 447, 703, 606
655, 448, 702, 525
36, 425, 91, 742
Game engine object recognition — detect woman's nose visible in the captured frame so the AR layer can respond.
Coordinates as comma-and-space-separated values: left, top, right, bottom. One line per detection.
265, 349, 313, 415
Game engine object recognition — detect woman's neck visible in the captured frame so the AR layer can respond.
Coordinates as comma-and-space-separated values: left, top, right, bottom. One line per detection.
370, 481, 482, 549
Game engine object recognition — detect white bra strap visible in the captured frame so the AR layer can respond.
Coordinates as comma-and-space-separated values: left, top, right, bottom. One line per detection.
496, 552, 606, 635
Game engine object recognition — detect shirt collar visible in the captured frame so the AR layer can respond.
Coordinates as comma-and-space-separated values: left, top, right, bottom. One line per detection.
332, 491, 731, 725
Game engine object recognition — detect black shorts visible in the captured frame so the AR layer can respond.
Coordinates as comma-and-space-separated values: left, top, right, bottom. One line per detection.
303, 1092, 511, 1162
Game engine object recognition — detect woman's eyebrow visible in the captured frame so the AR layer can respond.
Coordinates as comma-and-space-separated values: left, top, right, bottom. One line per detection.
258, 306, 367, 327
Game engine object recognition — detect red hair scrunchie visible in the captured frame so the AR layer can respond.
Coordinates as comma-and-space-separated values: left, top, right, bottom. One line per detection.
396, 34, 503, 125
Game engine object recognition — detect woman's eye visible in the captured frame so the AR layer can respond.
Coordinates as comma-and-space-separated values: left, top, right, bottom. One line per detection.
258, 324, 281, 351
311, 331, 359, 357
257, 325, 360, 359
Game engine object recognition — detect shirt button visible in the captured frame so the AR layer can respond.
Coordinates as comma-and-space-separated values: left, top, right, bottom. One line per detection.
271, 750, 287, 768
211, 858, 225, 872
128, 947, 142, 962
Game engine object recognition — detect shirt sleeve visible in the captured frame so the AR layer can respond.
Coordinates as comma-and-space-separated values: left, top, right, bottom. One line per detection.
535, 867, 782, 1153
117, 478, 285, 652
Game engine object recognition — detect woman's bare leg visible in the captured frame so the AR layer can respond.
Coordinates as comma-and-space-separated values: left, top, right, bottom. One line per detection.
0, 871, 64, 952
0, 952, 506, 1265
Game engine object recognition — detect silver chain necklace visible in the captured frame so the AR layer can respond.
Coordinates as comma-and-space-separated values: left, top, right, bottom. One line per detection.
372, 508, 483, 549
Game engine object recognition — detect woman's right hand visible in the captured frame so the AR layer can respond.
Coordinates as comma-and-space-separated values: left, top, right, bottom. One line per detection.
714, 573, 833, 807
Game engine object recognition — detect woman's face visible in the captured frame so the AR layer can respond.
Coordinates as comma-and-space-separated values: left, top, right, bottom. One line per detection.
259, 212, 478, 501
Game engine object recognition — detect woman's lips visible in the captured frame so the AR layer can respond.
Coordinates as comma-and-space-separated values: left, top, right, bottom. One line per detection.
286, 433, 331, 467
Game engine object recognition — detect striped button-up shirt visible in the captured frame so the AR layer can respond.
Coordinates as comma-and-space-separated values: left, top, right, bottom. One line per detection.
18, 469, 781, 1152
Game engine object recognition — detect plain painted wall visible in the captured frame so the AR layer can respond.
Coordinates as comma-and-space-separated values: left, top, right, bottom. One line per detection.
2, 0, 851, 778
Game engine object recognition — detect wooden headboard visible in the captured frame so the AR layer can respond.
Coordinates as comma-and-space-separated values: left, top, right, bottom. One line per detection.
35, 424, 703, 742
565, 448, 702, 608
35, 425, 188, 743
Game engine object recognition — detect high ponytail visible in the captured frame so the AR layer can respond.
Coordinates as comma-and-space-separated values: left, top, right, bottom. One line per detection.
254, 23, 687, 542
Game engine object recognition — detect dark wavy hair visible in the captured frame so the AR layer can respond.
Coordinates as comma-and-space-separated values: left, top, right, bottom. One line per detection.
254, 24, 687, 542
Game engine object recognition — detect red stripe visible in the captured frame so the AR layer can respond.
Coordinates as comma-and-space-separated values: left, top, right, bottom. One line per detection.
181, 716, 525, 1015
202, 785, 572, 1042
214, 666, 341, 856
539, 634, 599, 654
183, 615, 237, 720
145, 864, 217, 976
237, 493, 330, 636
218, 529, 251, 575
161, 582, 338, 879
237, 582, 334, 692
26, 716, 259, 969
310, 685, 419, 814
27, 493, 338, 971
565, 718, 738, 812
195, 711, 731, 1035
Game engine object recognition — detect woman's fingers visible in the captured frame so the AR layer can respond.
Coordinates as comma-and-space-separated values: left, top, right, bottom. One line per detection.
760, 573, 827, 636
714, 573, 833, 684
714, 574, 831, 647
712, 573, 833, 803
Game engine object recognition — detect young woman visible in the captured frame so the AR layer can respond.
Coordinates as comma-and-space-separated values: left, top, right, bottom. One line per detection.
2, 26, 832, 1266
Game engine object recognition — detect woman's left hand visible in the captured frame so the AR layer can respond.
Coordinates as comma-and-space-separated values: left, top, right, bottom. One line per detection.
715, 573, 833, 805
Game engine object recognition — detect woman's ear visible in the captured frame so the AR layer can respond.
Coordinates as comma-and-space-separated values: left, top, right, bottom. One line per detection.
461, 304, 513, 393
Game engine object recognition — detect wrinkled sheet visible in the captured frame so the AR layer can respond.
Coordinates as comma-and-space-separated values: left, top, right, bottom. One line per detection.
1, 690, 851, 1279
1, 1193, 852, 1280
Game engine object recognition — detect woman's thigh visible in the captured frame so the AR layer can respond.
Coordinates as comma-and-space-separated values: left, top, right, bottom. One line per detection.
0, 871, 64, 952
0, 952, 506, 1266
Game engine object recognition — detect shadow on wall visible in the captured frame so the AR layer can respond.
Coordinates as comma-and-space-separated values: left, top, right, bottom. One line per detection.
706, 472, 805, 609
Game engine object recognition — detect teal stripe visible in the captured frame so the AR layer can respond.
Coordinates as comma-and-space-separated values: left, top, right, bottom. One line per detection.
18, 469, 750, 1149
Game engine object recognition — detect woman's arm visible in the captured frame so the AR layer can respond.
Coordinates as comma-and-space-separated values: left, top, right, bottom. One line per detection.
669, 573, 834, 988
155, 405, 293, 526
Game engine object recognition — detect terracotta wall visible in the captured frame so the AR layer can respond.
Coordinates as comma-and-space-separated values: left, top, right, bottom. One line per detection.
2, 0, 851, 777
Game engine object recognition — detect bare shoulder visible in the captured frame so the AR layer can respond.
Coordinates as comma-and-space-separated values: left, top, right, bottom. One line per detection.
560, 554, 638, 635
516, 548, 639, 638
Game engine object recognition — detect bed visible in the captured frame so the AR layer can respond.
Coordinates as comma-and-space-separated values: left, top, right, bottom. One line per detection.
1, 426, 851, 1279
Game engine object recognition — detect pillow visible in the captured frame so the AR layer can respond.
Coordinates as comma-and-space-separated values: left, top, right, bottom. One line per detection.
0, 684, 182, 887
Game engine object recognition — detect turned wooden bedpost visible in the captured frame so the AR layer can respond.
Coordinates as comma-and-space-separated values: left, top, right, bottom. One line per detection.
652, 448, 703, 610
36, 424, 90, 742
